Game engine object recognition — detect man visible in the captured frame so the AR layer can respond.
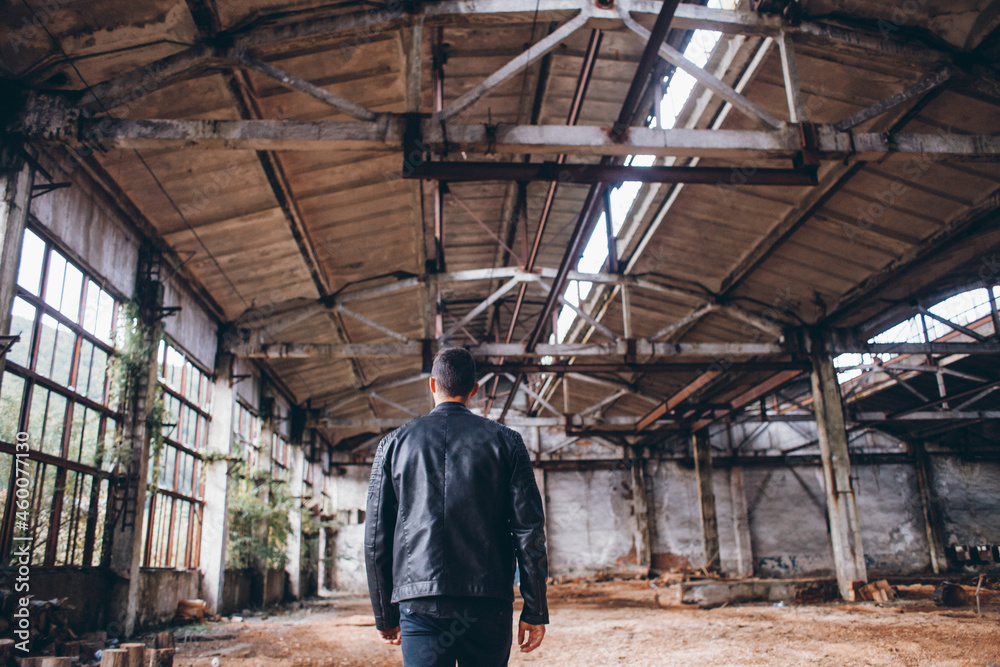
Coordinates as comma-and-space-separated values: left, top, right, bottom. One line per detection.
365, 347, 548, 667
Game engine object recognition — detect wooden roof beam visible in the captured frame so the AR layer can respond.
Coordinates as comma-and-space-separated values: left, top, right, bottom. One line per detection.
53, 115, 1000, 161
226, 339, 793, 359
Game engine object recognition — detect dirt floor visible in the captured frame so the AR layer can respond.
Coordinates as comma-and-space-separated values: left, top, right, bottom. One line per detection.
168, 581, 1000, 667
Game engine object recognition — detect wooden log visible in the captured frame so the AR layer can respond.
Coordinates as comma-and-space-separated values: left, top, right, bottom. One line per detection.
145, 648, 174, 667
122, 643, 146, 667
0, 638, 15, 666
39, 658, 73, 667
15, 657, 45, 667
100, 648, 128, 667
81, 641, 104, 662
874, 580, 897, 601
59, 641, 83, 658
154, 632, 174, 651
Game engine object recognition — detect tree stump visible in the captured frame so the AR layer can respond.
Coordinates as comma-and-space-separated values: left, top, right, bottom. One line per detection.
122, 643, 146, 667
153, 632, 174, 651
80, 641, 104, 663
145, 648, 174, 667
0, 638, 15, 666
59, 641, 83, 658
39, 658, 73, 667
100, 648, 128, 667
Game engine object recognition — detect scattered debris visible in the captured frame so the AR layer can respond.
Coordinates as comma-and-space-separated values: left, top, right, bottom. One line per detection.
856, 580, 897, 603
332, 615, 375, 626
177, 633, 238, 643
934, 581, 970, 607
174, 600, 207, 625
199, 643, 254, 658
0, 592, 77, 656
652, 567, 722, 586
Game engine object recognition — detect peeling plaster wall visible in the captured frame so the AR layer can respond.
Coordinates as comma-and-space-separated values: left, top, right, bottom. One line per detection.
929, 457, 1000, 547
162, 277, 218, 370
744, 466, 836, 577
332, 523, 368, 593
721, 420, 938, 579
233, 355, 262, 407
854, 463, 931, 576
545, 469, 635, 575
743, 460, 936, 579
29, 155, 140, 298
647, 461, 706, 571
326, 466, 371, 594
136, 568, 201, 629
326, 432, 995, 588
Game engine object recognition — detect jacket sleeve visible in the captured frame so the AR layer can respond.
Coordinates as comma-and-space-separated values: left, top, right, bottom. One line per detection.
507, 429, 549, 625
365, 434, 400, 630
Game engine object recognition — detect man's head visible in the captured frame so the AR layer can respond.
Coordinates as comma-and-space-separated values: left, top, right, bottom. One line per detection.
429, 347, 479, 406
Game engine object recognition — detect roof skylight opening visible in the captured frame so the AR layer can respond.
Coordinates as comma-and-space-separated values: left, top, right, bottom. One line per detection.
552, 0, 730, 344
834, 287, 998, 383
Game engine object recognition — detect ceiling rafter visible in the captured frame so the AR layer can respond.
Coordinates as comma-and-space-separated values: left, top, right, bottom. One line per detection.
222, 65, 380, 420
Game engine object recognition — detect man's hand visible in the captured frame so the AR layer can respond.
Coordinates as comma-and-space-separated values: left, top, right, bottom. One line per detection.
377, 626, 401, 645
517, 621, 545, 653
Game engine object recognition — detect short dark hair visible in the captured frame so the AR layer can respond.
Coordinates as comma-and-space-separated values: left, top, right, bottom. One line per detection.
432, 347, 477, 397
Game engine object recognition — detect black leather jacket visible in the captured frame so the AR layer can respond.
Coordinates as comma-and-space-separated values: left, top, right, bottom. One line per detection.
365, 401, 549, 630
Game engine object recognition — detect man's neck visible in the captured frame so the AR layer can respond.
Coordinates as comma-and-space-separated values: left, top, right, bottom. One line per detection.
434, 397, 469, 408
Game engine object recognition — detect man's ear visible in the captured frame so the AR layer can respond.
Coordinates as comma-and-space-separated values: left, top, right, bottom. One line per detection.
468, 382, 480, 400
429, 377, 437, 394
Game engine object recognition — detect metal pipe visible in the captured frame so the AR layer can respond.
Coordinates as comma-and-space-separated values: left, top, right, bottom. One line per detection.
407, 162, 818, 185
484, 28, 604, 414
500, 1, 683, 421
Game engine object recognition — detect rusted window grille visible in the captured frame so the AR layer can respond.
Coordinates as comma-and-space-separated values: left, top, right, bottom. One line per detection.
140, 342, 211, 569
0, 227, 119, 567
234, 401, 260, 469
271, 430, 291, 481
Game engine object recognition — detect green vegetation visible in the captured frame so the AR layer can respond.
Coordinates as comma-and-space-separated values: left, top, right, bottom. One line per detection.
107, 299, 166, 474
224, 452, 293, 570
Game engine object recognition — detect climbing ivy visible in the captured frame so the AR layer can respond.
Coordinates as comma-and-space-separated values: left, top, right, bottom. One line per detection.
225, 451, 294, 570
107, 298, 167, 479
146, 389, 167, 495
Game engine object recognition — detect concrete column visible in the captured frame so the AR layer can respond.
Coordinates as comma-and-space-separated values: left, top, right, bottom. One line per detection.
729, 465, 755, 577
529, 427, 549, 566
692, 429, 721, 572
200, 353, 235, 614
810, 337, 867, 599
317, 520, 329, 595
529, 426, 546, 513
0, 149, 34, 381
630, 452, 652, 573
285, 444, 305, 600
913, 440, 947, 574
109, 259, 163, 636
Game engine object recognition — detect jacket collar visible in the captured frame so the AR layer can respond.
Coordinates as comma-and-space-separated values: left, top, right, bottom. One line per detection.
430, 401, 472, 414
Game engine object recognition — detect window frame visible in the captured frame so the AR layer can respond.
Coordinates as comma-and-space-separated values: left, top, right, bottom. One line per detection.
0, 225, 121, 568
141, 338, 211, 570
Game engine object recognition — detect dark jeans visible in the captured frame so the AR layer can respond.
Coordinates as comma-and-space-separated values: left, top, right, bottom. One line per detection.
399, 598, 513, 667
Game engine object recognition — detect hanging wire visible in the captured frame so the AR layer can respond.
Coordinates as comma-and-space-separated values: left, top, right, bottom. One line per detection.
20, 0, 251, 311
